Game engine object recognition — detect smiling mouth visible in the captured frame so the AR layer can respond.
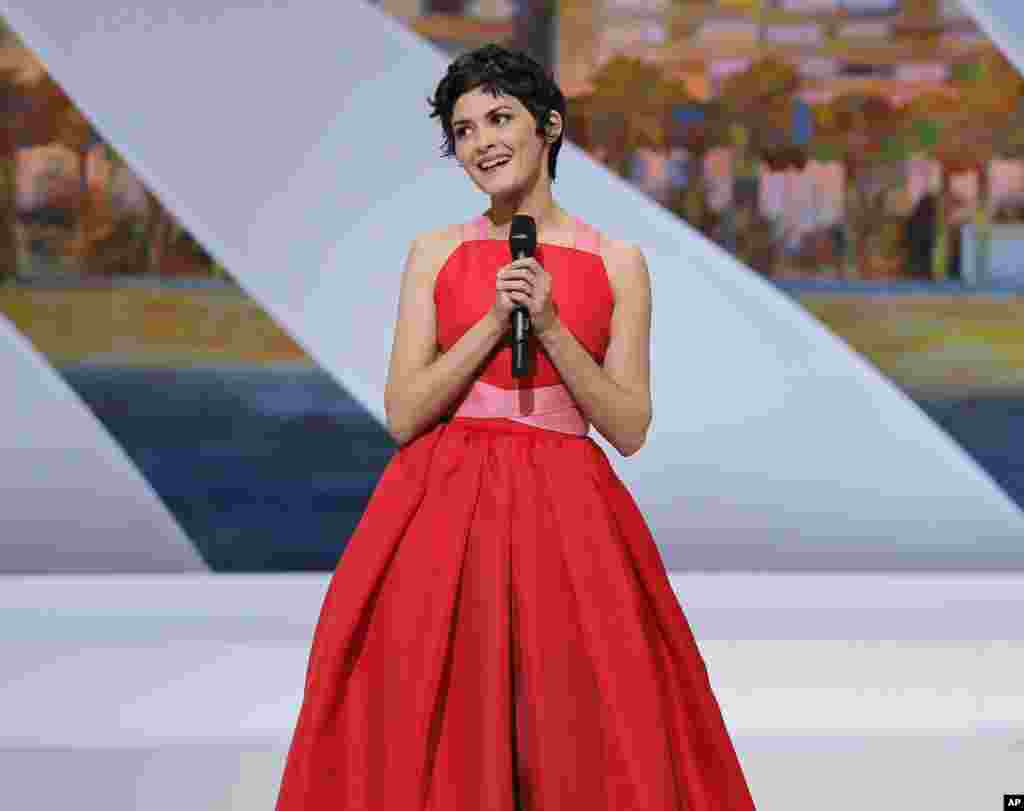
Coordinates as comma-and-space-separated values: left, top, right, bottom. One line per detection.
479, 157, 511, 174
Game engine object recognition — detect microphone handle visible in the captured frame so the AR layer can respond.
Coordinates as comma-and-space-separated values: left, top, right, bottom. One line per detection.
511, 305, 530, 377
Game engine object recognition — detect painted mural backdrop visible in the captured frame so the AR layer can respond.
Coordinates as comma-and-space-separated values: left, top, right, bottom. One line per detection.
2, 2, 1024, 569
381, 0, 1024, 528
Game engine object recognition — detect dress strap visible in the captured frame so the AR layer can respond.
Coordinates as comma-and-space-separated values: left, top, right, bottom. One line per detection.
572, 216, 601, 255
448, 380, 589, 436
463, 215, 491, 242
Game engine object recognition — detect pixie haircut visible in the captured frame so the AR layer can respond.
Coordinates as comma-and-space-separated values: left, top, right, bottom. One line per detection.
428, 43, 567, 182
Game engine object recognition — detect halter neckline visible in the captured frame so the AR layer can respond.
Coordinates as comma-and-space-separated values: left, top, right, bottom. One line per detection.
465, 214, 601, 255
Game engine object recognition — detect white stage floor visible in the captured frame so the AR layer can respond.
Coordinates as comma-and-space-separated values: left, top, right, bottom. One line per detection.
1, 573, 1021, 810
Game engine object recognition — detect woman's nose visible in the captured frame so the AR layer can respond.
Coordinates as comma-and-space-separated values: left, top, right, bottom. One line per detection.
471, 125, 498, 150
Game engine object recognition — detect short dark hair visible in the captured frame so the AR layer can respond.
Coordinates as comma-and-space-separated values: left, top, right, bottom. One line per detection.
427, 43, 567, 182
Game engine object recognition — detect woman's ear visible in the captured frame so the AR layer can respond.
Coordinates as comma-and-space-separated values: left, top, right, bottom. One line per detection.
546, 111, 563, 142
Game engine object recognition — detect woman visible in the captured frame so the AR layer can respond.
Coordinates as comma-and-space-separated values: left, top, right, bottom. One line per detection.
275, 44, 757, 810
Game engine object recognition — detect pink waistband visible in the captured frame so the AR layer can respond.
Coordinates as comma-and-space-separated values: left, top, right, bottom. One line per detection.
448, 380, 589, 436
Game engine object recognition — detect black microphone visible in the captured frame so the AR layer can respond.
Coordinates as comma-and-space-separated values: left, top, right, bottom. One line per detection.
509, 214, 536, 378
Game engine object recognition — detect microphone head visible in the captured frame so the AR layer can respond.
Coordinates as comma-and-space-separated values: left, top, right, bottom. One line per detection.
509, 214, 537, 259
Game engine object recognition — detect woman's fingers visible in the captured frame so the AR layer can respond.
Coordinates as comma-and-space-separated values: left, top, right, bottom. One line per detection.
499, 277, 533, 291
501, 269, 536, 280
506, 258, 541, 273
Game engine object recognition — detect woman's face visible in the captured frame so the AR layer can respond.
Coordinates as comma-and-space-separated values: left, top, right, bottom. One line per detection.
452, 86, 556, 196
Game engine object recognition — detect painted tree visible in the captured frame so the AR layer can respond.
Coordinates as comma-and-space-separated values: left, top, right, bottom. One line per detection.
29, 75, 93, 194
947, 50, 1024, 281
0, 66, 22, 280
23, 74, 104, 272
810, 92, 908, 278
903, 88, 987, 281
716, 57, 801, 267
585, 54, 693, 180
664, 99, 730, 236
718, 55, 801, 172
27, 72, 191, 276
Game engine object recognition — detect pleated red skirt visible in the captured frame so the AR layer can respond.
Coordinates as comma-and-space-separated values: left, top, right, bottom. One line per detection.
275, 416, 756, 810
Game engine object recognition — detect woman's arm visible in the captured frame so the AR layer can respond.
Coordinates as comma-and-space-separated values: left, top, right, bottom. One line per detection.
384, 231, 507, 446
537, 239, 652, 456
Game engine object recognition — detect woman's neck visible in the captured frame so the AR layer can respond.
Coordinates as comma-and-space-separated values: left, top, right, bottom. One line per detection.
484, 198, 569, 240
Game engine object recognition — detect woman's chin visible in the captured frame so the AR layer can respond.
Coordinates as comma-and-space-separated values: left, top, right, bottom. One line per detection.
479, 175, 512, 190
479, 178, 525, 199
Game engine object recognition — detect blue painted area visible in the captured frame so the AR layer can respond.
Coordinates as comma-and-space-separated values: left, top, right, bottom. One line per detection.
56, 365, 1024, 571
60, 364, 397, 572
914, 396, 1024, 512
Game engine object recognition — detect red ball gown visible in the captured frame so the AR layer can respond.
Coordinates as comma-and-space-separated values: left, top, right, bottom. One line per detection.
275, 215, 757, 810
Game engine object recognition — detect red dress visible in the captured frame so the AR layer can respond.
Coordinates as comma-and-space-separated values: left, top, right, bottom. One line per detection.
275, 216, 757, 810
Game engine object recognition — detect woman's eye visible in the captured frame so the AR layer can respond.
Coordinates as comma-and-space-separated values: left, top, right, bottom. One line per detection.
454, 114, 510, 139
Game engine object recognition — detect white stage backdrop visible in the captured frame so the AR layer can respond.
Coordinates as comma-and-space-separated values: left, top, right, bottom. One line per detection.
3, 0, 1024, 570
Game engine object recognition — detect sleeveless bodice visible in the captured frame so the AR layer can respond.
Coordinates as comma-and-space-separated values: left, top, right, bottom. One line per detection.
434, 215, 614, 434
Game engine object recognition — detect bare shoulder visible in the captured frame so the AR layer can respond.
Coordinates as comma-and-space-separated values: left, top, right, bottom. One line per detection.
597, 234, 649, 297
407, 224, 465, 282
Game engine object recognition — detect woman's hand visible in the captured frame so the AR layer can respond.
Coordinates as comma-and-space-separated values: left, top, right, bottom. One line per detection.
490, 257, 559, 337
